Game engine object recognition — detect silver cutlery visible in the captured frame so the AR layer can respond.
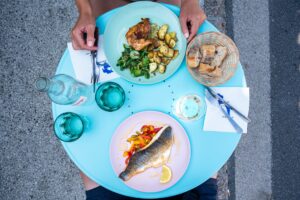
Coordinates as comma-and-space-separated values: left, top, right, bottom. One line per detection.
218, 102, 244, 133
206, 87, 251, 123
91, 50, 98, 93
206, 88, 244, 134
84, 29, 99, 93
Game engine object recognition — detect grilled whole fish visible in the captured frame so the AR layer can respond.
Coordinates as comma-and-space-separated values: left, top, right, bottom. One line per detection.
119, 125, 173, 181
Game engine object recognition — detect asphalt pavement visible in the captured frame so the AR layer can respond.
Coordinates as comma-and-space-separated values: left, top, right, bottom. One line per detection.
226, 0, 300, 199
269, 0, 300, 199
226, 0, 272, 199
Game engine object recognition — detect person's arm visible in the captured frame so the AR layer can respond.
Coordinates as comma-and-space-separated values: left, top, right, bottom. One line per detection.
71, 0, 97, 50
180, 0, 207, 42
80, 171, 99, 190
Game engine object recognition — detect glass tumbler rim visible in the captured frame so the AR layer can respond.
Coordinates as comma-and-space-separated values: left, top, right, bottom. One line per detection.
53, 112, 84, 142
172, 94, 207, 121
95, 82, 125, 112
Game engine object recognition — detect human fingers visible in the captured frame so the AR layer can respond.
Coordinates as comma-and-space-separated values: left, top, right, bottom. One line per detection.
71, 38, 80, 50
179, 15, 189, 39
86, 25, 96, 47
188, 19, 200, 42
72, 28, 97, 51
72, 28, 85, 50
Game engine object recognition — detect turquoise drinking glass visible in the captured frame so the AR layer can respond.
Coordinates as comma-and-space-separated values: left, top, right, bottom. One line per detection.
95, 82, 125, 112
54, 112, 85, 142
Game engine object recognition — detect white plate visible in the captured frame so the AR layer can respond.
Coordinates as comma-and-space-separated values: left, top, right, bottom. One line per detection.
109, 111, 191, 192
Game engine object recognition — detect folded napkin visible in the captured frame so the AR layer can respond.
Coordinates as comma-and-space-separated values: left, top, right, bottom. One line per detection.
203, 87, 250, 133
67, 35, 119, 85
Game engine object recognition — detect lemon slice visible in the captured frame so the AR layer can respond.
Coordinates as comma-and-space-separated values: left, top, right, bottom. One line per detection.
160, 165, 172, 183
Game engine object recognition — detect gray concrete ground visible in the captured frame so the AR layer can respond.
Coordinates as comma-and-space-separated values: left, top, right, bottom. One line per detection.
0, 1, 85, 199
1, 0, 299, 200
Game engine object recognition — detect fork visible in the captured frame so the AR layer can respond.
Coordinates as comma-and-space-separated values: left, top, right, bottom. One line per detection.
83, 29, 99, 92
90, 50, 98, 92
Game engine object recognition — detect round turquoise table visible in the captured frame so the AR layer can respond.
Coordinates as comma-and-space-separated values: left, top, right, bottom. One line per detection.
52, 4, 246, 199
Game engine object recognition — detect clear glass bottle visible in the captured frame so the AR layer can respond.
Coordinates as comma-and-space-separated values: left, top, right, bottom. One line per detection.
35, 74, 93, 106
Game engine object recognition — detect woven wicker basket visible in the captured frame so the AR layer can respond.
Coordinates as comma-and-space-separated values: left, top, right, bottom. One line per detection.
186, 32, 239, 86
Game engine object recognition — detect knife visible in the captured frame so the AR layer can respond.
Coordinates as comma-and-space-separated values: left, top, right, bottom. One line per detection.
219, 103, 244, 133
206, 87, 251, 123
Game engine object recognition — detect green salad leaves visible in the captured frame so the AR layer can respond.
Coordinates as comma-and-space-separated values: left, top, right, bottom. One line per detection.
117, 44, 151, 79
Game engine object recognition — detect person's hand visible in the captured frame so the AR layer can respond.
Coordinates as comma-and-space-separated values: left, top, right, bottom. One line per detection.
71, 13, 97, 51
180, 0, 207, 42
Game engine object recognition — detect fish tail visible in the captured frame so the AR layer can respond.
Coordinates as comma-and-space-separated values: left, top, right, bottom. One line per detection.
119, 171, 130, 181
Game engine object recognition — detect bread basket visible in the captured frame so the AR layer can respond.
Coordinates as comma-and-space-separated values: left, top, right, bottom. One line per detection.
186, 32, 239, 86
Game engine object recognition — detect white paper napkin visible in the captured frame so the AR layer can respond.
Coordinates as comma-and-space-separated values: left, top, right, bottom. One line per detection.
67, 35, 119, 85
203, 87, 250, 133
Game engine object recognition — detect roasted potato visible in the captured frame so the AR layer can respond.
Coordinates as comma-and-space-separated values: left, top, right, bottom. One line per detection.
162, 57, 171, 65
161, 57, 168, 64
148, 51, 154, 59
158, 24, 168, 40
165, 33, 171, 44
158, 40, 167, 47
172, 50, 179, 60
169, 32, 177, 39
169, 39, 176, 48
150, 24, 159, 38
158, 64, 166, 74
149, 62, 158, 73
166, 48, 174, 58
147, 44, 154, 51
157, 52, 164, 57
165, 59, 171, 65
153, 55, 161, 64
159, 45, 169, 55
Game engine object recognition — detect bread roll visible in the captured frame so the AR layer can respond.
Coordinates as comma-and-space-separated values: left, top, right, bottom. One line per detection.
209, 67, 222, 77
187, 48, 201, 68
211, 46, 227, 68
200, 45, 216, 64
198, 63, 215, 74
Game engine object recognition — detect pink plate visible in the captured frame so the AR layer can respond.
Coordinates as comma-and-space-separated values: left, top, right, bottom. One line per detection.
110, 111, 191, 192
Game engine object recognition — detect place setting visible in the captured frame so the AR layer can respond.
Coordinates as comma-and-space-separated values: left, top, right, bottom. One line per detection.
36, 1, 250, 198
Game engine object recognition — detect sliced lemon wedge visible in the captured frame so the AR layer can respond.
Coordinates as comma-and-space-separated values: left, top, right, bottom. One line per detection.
160, 165, 172, 184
